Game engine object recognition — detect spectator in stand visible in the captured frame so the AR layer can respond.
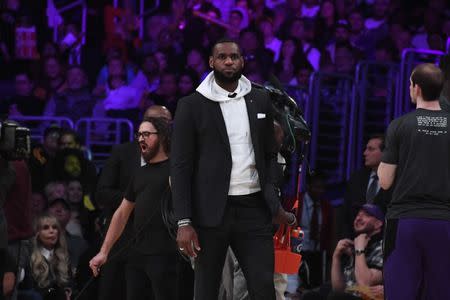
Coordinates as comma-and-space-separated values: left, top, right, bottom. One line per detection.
289, 63, 314, 88
326, 20, 351, 63
334, 42, 358, 75
315, 1, 337, 49
45, 132, 97, 198
364, 0, 390, 30
40, 56, 66, 100
348, 10, 366, 51
43, 181, 67, 203
44, 65, 96, 122
296, 173, 334, 291
95, 49, 135, 92
274, 38, 308, 83
302, 204, 384, 300
140, 14, 171, 56
131, 53, 160, 102
258, 17, 282, 62
186, 48, 209, 81
65, 180, 86, 238
391, 27, 413, 59
239, 28, 274, 77
47, 198, 89, 273
28, 125, 61, 192
7, 70, 46, 117
39, 41, 61, 59
145, 72, 179, 116
31, 192, 47, 220
335, 0, 357, 19
154, 50, 169, 74
101, 74, 141, 123
288, 18, 321, 71
178, 68, 200, 98
23, 213, 73, 300
227, 7, 249, 39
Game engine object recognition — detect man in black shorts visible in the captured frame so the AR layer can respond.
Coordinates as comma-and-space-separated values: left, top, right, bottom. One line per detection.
89, 117, 176, 300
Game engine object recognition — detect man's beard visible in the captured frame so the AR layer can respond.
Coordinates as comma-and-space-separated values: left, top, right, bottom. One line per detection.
213, 68, 242, 84
141, 142, 160, 162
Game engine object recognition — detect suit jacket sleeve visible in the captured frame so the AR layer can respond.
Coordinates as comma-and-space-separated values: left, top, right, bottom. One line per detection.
171, 98, 196, 220
262, 93, 281, 216
95, 145, 125, 212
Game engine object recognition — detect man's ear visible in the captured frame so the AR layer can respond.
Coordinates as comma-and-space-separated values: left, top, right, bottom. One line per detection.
209, 56, 213, 69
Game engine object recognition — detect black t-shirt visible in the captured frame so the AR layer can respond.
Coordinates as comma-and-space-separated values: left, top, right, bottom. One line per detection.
124, 159, 176, 255
382, 109, 450, 220
439, 94, 450, 113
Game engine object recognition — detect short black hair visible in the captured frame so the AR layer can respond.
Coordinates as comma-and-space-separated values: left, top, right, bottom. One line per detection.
141, 117, 171, 154
210, 38, 242, 56
411, 63, 444, 101
44, 125, 62, 139
368, 134, 385, 151
59, 129, 81, 146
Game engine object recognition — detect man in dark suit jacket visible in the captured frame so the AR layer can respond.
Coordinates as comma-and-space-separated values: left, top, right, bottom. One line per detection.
94, 105, 171, 300
340, 134, 391, 238
171, 39, 295, 300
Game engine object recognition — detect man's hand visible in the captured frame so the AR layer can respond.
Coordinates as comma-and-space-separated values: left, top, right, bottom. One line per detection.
333, 239, 354, 258
176, 225, 201, 258
89, 252, 108, 277
272, 207, 296, 225
368, 285, 384, 298
354, 233, 370, 251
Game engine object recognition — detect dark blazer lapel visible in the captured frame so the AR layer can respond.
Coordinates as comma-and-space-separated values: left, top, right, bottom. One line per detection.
206, 98, 231, 153
245, 91, 259, 152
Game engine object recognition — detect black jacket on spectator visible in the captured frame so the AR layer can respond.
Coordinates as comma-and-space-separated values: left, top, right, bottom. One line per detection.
341, 167, 391, 238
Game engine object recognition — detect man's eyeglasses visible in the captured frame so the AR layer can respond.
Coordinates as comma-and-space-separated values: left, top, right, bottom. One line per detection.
135, 131, 158, 139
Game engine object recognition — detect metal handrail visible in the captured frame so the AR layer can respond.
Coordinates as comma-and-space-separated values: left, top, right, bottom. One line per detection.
51, 0, 87, 45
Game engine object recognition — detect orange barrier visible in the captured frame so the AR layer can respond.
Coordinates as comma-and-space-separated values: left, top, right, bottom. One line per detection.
274, 224, 302, 274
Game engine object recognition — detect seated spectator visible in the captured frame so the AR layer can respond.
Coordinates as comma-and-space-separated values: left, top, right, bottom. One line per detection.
326, 20, 351, 63
258, 17, 282, 61
44, 65, 96, 122
288, 18, 321, 71
130, 53, 160, 101
297, 172, 334, 290
44, 181, 67, 203
7, 70, 46, 117
39, 56, 67, 100
364, 0, 390, 30
101, 74, 141, 123
25, 214, 72, 300
177, 68, 200, 98
302, 204, 384, 300
334, 42, 358, 75
274, 38, 308, 83
46, 147, 97, 198
47, 198, 89, 273
186, 48, 209, 81
66, 179, 97, 242
95, 49, 135, 89
227, 7, 249, 39
28, 125, 61, 192
289, 63, 314, 88
144, 71, 179, 116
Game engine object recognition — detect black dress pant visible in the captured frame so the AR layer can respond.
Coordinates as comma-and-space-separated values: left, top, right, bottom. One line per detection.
126, 251, 177, 300
194, 193, 275, 300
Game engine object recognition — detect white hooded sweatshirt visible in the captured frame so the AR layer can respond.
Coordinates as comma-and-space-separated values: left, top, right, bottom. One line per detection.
196, 71, 261, 196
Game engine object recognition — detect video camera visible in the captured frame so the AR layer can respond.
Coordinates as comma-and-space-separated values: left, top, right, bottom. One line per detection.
253, 75, 311, 153
0, 120, 31, 161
